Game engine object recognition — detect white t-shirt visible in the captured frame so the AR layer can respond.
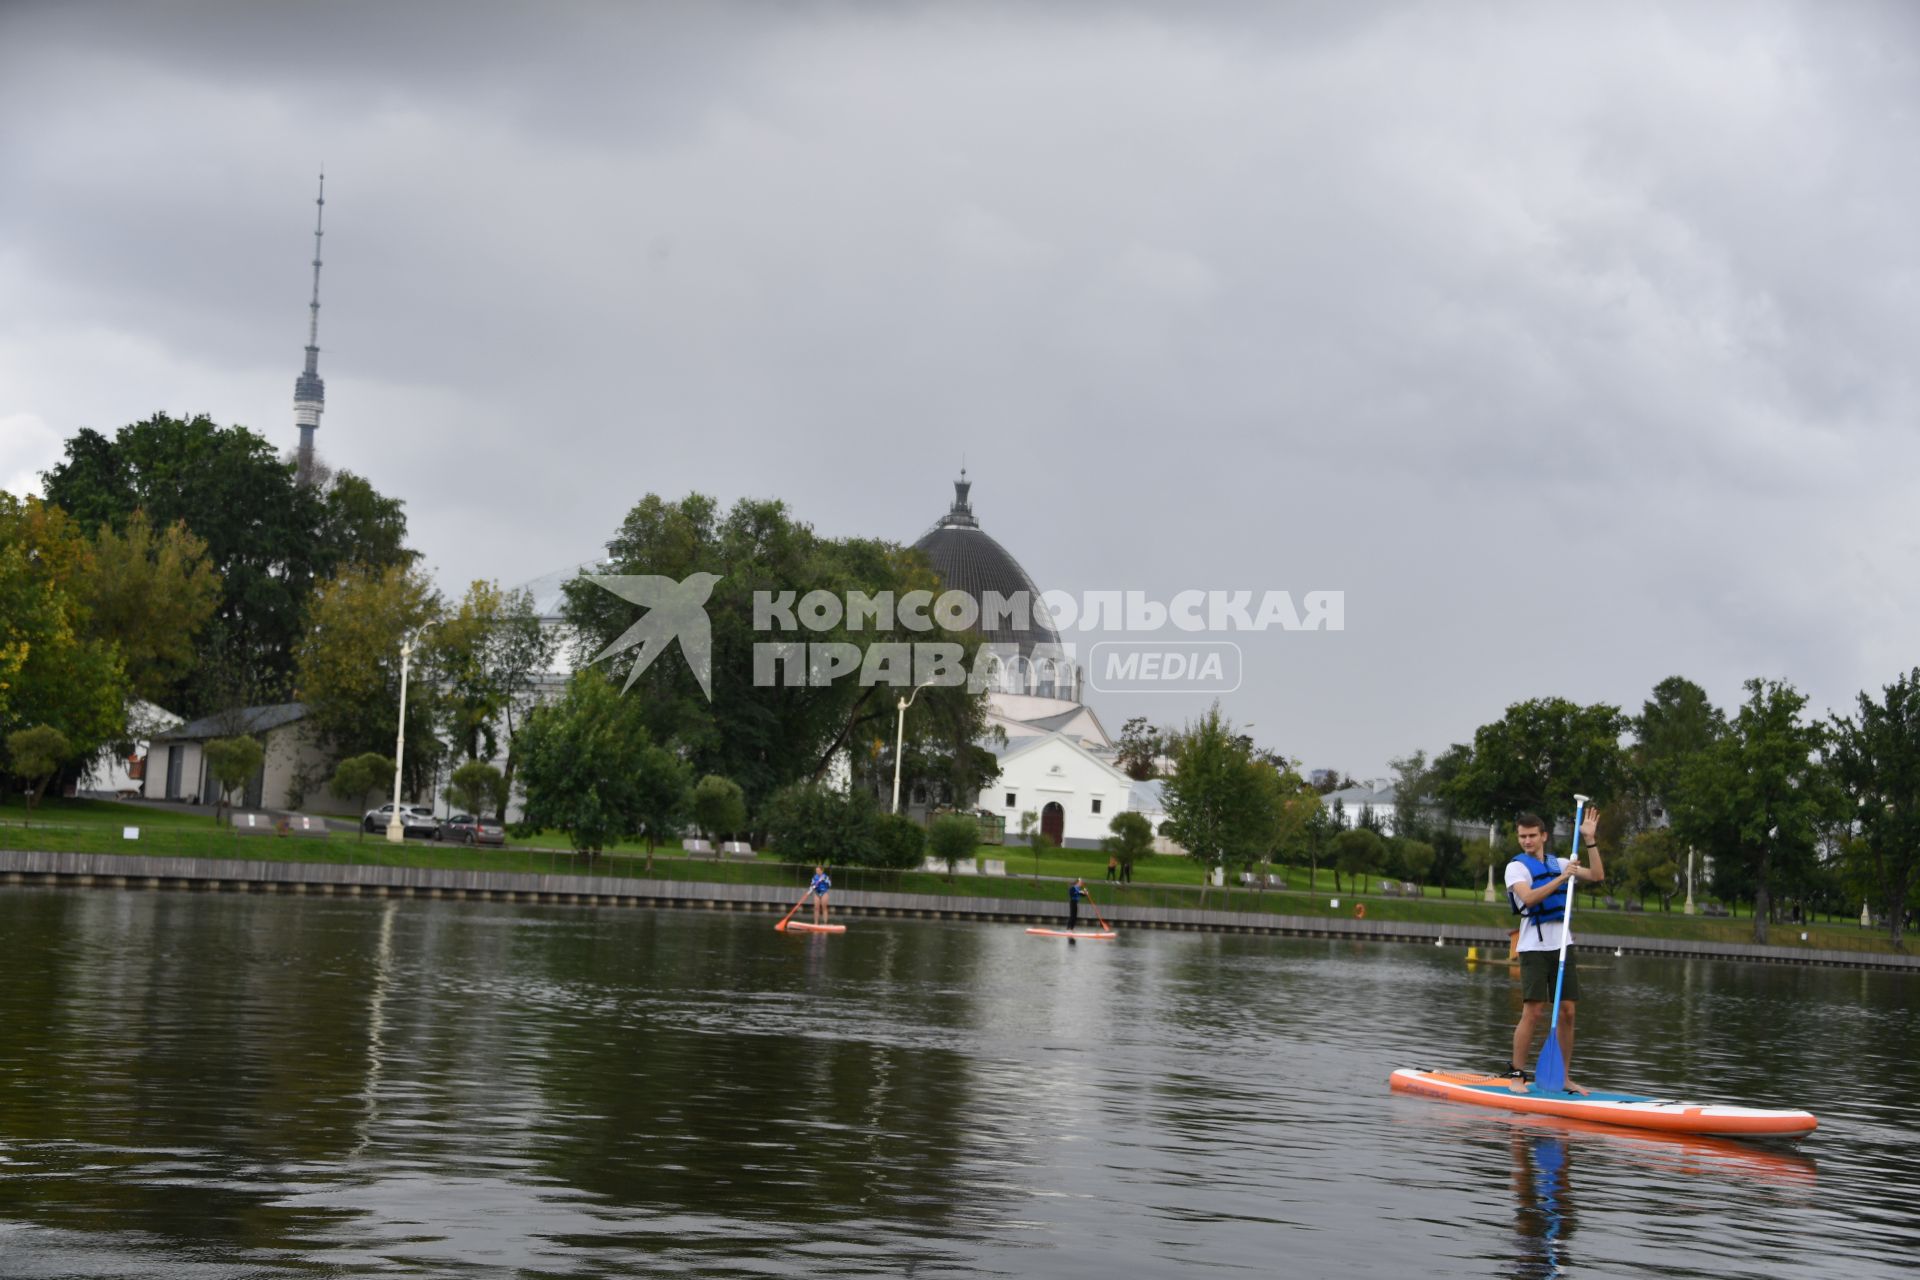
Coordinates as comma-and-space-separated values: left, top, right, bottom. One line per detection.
1506, 855, 1573, 953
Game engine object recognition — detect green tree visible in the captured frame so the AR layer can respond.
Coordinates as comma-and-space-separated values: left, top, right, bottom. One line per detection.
691, 774, 747, 846
1387, 749, 1433, 840
1669, 679, 1835, 944
1620, 827, 1683, 911
1256, 761, 1320, 893
42, 416, 338, 711
1162, 702, 1273, 906
432, 582, 557, 807
0, 497, 129, 770
1116, 716, 1164, 781
7, 725, 71, 816
1827, 668, 1920, 945
1103, 810, 1155, 881
1299, 801, 1337, 894
628, 745, 693, 871
80, 510, 222, 705
1395, 838, 1436, 890
313, 470, 418, 574
446, 760, 507, 818
1331, 827, 1385, 895
295, 563, 444, 795
1019, 808, 1045, 877
928, 813, 978, 879
329, 752, 395, 841
516, 671, 691, 859
762, 781, 876, 867
1634, 677, 1727, 813
1438, 697, 1630, 830
870, 812, 926, 870
561, 493, 992, 817
202, 735, 264, 824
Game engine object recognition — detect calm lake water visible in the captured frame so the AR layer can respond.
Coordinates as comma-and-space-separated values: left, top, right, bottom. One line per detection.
1, 887, 1914, 1279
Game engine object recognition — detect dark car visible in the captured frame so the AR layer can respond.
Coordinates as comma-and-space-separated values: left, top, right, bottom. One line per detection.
439, 813, 506, 847
363, 803, 439, 838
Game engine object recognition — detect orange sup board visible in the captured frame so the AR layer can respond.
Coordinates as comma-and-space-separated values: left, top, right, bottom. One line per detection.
779, 921, 846, 934
1390, 1068, 1817, 1138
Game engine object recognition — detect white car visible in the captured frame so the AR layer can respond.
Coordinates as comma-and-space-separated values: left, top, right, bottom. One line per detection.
362, 803, 438, 837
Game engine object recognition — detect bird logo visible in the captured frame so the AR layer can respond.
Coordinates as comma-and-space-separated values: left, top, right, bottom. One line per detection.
584, 572, 722, 700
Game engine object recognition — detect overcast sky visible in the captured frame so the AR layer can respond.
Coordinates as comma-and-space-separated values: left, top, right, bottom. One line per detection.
3, 1, 1915, 780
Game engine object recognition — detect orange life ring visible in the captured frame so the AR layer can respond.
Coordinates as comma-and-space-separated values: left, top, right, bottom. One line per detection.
1355, 903, 1367, 919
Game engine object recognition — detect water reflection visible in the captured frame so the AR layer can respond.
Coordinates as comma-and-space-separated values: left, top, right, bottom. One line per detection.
0, 889, 1913, 1279
1510, 1132, 1574, 1280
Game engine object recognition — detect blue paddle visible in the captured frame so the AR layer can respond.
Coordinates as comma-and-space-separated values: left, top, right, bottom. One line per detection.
1532, 793, 1589, 1093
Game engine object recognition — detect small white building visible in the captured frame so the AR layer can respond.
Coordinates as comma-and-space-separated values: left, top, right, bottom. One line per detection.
978, 730, 1135, 849
80, 700, 183, 797
143, 703, 331, 812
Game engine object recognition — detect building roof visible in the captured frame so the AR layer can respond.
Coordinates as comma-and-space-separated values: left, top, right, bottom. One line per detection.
1322, 782, 1396, 808
912, 473, 1062, 657
986, 729, 1134, 784
514, 556, 608, 622
154, 703, 309, 743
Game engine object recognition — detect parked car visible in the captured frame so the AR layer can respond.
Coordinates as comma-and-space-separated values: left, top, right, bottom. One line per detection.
438, 813, 506, 847
362, 803, 438, 837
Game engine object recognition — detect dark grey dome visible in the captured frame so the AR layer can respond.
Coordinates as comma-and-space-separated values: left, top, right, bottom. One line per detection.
912, 473, 1061, 656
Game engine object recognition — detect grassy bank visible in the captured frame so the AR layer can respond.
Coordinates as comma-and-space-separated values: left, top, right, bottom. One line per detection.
3, 796, 1903, 957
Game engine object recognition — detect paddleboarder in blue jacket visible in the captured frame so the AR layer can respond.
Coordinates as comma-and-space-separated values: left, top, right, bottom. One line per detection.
808, 865, 832, 926
1504, 807, 1604, 1092
1068, 878, 1093, 933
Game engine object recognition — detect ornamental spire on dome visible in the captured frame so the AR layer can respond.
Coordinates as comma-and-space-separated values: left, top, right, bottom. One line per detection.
941, 467, 979, 529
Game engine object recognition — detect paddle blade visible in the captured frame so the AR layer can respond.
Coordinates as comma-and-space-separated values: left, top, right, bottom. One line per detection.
1534, 1035, 1566, 1093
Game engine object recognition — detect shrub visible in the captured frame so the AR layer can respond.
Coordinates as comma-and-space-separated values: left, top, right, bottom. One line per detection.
446, 760, 507, 817
869, 812, 927, 870
691, 774, 747, 844
762, 782, 877, 865
927, 814, 978, 873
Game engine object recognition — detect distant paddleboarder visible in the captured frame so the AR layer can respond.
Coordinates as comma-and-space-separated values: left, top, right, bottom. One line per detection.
1067, 878, 1094, 934
808, 865, 832, 926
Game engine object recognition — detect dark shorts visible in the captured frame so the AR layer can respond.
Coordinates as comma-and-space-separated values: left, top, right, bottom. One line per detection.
1520, 950, 1580, 1004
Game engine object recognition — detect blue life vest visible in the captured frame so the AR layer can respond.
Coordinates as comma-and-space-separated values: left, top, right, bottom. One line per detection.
1069, 884, 1087, 904
1508, 853, 1566, 939
811, 873, 831, 896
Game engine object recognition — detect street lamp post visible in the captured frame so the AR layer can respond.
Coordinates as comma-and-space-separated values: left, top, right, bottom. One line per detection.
890, 678, 939, 816
1483, 822, 1499, 903
385, 621, 437, 844
1684, 846, 1696, 915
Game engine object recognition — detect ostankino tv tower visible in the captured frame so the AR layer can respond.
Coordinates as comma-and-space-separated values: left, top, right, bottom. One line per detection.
293, 172, 326, 486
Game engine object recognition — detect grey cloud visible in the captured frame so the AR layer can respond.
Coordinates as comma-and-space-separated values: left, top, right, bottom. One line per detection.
2, 0, 1914, 773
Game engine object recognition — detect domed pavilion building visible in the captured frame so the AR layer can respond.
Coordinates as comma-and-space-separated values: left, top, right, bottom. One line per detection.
912, 474, 1133, 848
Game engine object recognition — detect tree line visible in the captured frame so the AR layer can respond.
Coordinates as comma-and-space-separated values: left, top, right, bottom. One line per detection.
1128, 673, 1920, 947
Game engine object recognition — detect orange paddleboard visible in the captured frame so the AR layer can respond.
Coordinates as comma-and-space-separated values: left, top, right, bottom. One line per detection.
1390, 1068, 1817, 1138
779, 921, 846, 934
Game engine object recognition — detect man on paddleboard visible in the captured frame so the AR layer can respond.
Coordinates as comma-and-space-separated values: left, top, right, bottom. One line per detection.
1068, 878, 1093, 933
1504, 806, 1603, 1092
809, 865, 832, 926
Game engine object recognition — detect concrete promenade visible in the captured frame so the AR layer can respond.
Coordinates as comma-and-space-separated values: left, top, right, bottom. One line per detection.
3, 848, 1914, 974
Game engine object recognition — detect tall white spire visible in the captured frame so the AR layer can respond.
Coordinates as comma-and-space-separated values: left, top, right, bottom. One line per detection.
293, 171, 326, 486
